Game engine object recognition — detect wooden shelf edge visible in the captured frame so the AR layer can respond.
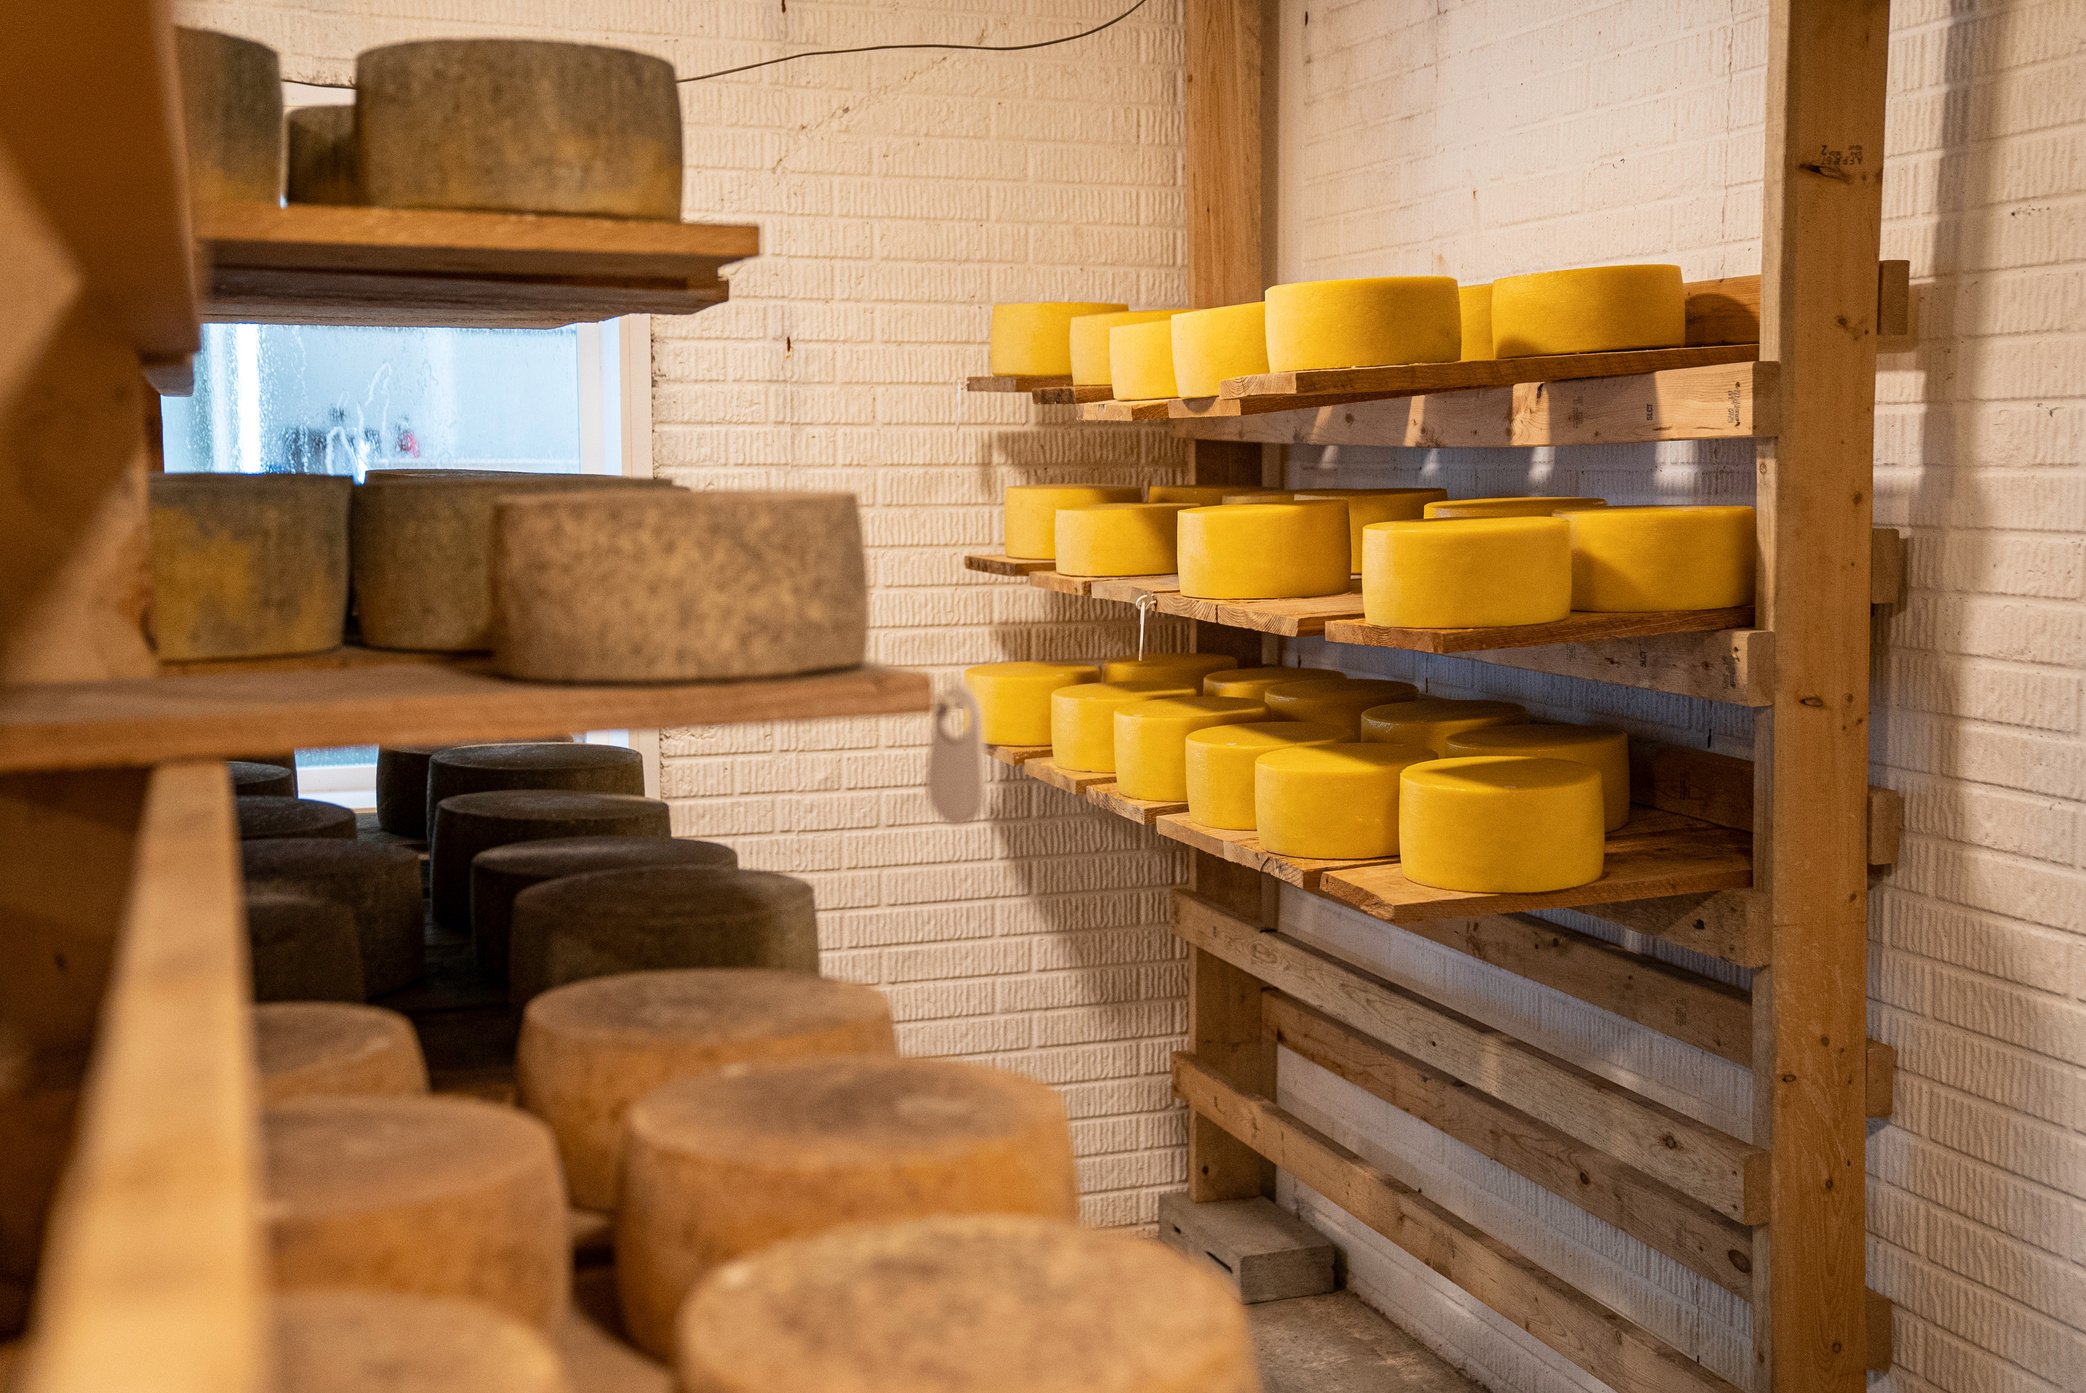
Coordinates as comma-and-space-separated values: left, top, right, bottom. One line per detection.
1321, 606, 1756, 656
963, 553, 1055, 577
1220, 342, 1761, 406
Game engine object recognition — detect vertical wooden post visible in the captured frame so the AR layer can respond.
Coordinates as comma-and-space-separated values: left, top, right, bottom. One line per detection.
1753, 1, 1889, 1389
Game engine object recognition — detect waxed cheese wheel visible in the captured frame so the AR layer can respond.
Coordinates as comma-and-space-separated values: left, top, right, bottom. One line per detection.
148, 474, 350, 661
1070, 310, 1179, 387
1171, 302, 1268, 398
358, 40, 682, 218
1184, 721, 1344, 830
1295, 488, 1451, 572
471, 834, 737, 984
1100, 653, 1238, 685
264, 1095, 569, 1327
1002, 486, 1142, 560
243, 839, 426, 997
1264, 277, 1461, 371
1177, 501, 1350, 600
1255, 743, 1436, 859
1566, 505, 1757, 612
517, 969, 897, 1210
1443, 722, 1631, 831
616, 1056, 1079, 1357
1263, 678, 1417, 740
429, 789, 671, 930
255, 1002, 429, 1105
286, 104, 359, 204
174, 29, 283, 205
1204, 665, 1319, 702
246, 891, 366, 1003
273, 1289, 568, 1393
1423, 496, 1606, 520
1398, 757, 1606, 891
1108, 318, 1179, 399
1357, 697, 1528, 755
1112, 696, 1269, 802
1055, 503, 1190, 577
375, 737, 575, 839
676, 1215, 1259, 1393
230, 760, 296, 797
1363, 517, 1572, 628
1050, 681, 1195, 773
1491, 264, 1685, 358
989, 303, 1128, 377
962, 662, 1099, 746
238, 797, 358, 842
1459, 283, 1494, 361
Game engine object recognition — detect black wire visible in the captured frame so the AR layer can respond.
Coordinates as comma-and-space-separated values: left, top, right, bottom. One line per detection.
674, 0, 1152, 83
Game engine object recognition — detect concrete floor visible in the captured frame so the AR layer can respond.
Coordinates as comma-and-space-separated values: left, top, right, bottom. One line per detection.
1248, 1292, 1484, 1393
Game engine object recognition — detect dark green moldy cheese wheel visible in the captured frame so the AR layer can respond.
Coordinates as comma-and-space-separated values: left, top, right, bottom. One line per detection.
229, 760, 296, 797
286, 104, 359, 205
274, 1288, 567, 1393
428, 743, 643, 812
430, 790, 671, 931
148, 474, 350, 661
508, 867, 817, 1007
374, 735, 575, 839
174, 28, 283, 205
244, 839, 426, 997
238, 796, 358, 842
247, 890, 366, 1003
471, 834, 735, 983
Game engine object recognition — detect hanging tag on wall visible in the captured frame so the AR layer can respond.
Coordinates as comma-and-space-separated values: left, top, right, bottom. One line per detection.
927, 686, 984, 822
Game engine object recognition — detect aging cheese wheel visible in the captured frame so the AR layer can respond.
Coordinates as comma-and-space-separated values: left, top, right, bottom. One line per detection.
1357, 696, 1528, 755
1070, 310, 1179, 387
1049, 681, 1194, 773
255, 1002, 429, 1105
1398, 757, 1606, 892
1443, 722, 1631, 831
286, 104, 359, 205
1100, 653, 1237, 685
471, 834, 738, 984
1264, 277, 1461, 371
1001, 486, 1141, 561
244, 840, 426, 998
516, 969, 897, 1209
1294, 488, 1451, 572
1178, 501, 1351, 600
675, 1215, 1260, 1393
1184, 721, 1343, 830
616, 1056, 1079, 1357
246, 891, 367, 1003
429, 790, 670, 930
1255, 743, 1436, 859
1491, 264, 1685, 358
173, 29, 283, 205
1459, 283, 1494, 361
1566, 505, 1757, 612
1263, 678, 1417, 740
1203, 665, 1315, 701
988, 303, 1128, 377
428, 743, 643, 813
1107, 318, 1179, 399
237, 797, 358, 842
1362, 517, 1572, 628
1423, 496, 1606, 520
1113, 697, 1268, 802
357, 40, 682, 218
148, 474, 350, 661
375, 737, 575, 839
1170, 302, 1268, 398
229, 760, 296, 797
1054, 503, 1189, 577
962, 662, 1099, 746
264, 1095, 569, 1327
273, 1289, 569, 1393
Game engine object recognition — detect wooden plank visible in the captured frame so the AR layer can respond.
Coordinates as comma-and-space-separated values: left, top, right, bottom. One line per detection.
1155, 813, 1389, 889
1172, 1055, 1746, 1393
1021, 757, 1115, 795
1632, 744, 1898, 867
964, 553, 1054, 577
1086, 574, 1181, 606
1027, 569, 1104, 596
1579, 892, 1771, 969
1866, 1289, 1893, 1373
1469, 627, 1772, 706
1865, 1040, 1895, 1120
203, 267, 727, 329
1868, 787, 1903, 868
965, 374, 1072, 393
986, 744, 1052, 767
1321, 607, 1754, 656
1156, 1194, 1336, 1304
1184, 0, 1263, 309
1082, 397, 1176, 422
1158, 590, 1366, 637
1084, 783, 1187, 825
1871, 527, 1907, 606
1032, 383, 1116, 405
1684, 276, 1764, 346
1876, 261, 1912, 338
1221, 343, 1757, 406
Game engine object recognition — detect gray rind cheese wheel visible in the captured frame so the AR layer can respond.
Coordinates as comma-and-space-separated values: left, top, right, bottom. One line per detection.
375, 735, 575, 838
676, 1216, 1262, 1393
237, 796, 358, 842
471, 835, 735, 983
247, 891, 366, 1003
428, 743, 643, 811
490, 491, 868, 683
264, 1096, 570, 1328
256, 1002, 429, 1105
615, 1056, 1078, 1357
243, 840, 426, 997
507, 867, 817, 1008
516, 969, 894, 1209
353, 811, 426, 855
148, 475, 351, 661
229, 760, 297, 797
274, 1287, 570, 1393
356, 40, 682, 219
429, 790, 670, 932
174, 28, 283, 205
286, 104, 359, 205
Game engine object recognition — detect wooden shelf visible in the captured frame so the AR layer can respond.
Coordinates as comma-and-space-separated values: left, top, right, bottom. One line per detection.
1219, 343, 1760, 409
962, 374, 1113, 405
1320, 606, 1756, 654
963, 553, 1055, 577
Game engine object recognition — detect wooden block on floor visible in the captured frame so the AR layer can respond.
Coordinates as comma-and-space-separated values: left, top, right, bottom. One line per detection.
1158, 1193, 1337, 1304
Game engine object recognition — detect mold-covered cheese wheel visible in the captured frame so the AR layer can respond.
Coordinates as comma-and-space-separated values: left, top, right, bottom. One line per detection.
1443, 722, 1631, 831
1148, 484, 1267, 506
286, 104, 359, 205
1398, 757, 1607, 891
357, 39, 682, 218
255, 1002, 429, 1105
1100, 653, 1238, 685
230, 760, 297, 797
1295, 488, 1452, 572
246, 891, 367, 1003
1107, 318, 1179, 399
428, 743, 643, 816
1055, 502, 1190, 577
1255, 743, 1436, 860
264, 1096, 569, 1327
1171, 302, 1268, 398
374, 737, 575, 840
1264, 277, 1461, 371
1362, 517, 1572, 628
1002, 486, 1142, 560
1263, 678, 1417, 740
676, 1215, 1260, 1393
244, 839, 427, 998
1184, 721, 1344, 830
1358, 696, 1528, 755
1566, 505, 1757, 612
148, 475, 350, 661
472, 835, 737, 984
1490, 264, 1685, 358
517, 969, 897, 1210
273, 1288, 569, 1393
1423, 496, 1607, 520
237, 797, 358, 842
429, 790, 671, 930
1070, 310, 1179, 387
988, 303, 1128, 377
1459, 283, 1494, 361
1203, 665, 1318, 702
962, 662, 1099, 746
617, 1057, 1079, 1358
1049, 681, 1195, 773
1112, 696, 1268, 802
1177, 501, 1350, 600
174, 28, 283, 205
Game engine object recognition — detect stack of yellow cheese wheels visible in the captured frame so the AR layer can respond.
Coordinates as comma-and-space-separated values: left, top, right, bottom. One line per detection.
1358, 696, 1527, 754
1489, 264, 1684, 359
1178, 500, 1350, 600
1184, 721, 1344, 829
1051, 681, 1195, 772
1256, 743, 1436, 859
1423, 496, 1606, 520
1295, 487, 1451, 572
1445, 722, 1631, 830
963, 662, 1099, 745
1566, 505, 1756, 611
1398, 756, 1606, 891
1204, 665, 1311, 702
1263, 677, 1417, 740
1070, 309, 1179, 387
1112, 696, 1268, 802
1362, 517, 1572, 628
1263, 277, 1461, 371
1002, 485, 1140, 560
1109, 318, 1180, 400
1171, 302, 1269, 398
1055, 502, 1191, 577
1459, 284, 1494, 361
989, 302, 1127, 376
1101, 653, 1237, 685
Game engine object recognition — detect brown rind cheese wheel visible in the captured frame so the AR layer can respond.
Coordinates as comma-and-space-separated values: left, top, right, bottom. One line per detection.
471, 834, 733, 983
255, 1002, 429, 1105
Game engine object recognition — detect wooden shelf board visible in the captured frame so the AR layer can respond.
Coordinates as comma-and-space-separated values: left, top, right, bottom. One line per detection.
987, 743, 1053, 767
1320, 606, 1755, 655
965, 373, 1071, 393
1021, 757, 1115, 794
1085, 783, 1188, 824
964, 553, 1055, 577
1032, 383, 1116, 405
1154, 814, 1390, 888
1156, 589, 1364, 637
1220, 343, 1760, 406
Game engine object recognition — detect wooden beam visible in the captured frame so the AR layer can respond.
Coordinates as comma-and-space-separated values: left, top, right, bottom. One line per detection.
1184, 0, 1264, 308
1578, 892, 1770, 969
1630, 743, 1900, 867
1186, 857, 1276, 1202
1464, 627, 1772, 707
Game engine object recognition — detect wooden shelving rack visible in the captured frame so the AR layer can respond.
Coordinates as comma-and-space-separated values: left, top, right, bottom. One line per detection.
962, 2, 1898, 1389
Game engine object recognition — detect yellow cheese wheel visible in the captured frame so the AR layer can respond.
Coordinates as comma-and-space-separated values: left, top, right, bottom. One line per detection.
1108, 318, 1179, 399
1490, 265, 1684, 358
1264, 277, 1462, 371
1071, 310, 1180, 386
1566, 505, 1756, 612
1255, 743, 1436, 859
1362, 517, 1571, 628
1204, 665, 1322, 701
1177, 501, 1350, 600
1051, 681, 1195, 772
1296, 488, 1453, 572
1184, 721, 1345, 830
1112, 696, 1269, 802
1171, 302, 1268, 398
1423, 496, 1607, 520
1262, 678, 1418, 740
1055, 502, 1190, 577
1443, 722, 1631, 831
1148, 484, 1266, 505
1100, 653, 1238, 685
1002, 485, 1141, 560
1398, 757, 1606, 891
1358, 697, 1528, 755
963, 662, 1100, 745
989, 302, 1127, 376
1459, 283, 1494, 361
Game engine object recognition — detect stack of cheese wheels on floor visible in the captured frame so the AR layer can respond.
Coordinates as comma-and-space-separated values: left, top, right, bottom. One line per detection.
1566, 505, 1757, 611
1459, 283, 1494, 360
961, 661, 1098, 746
429, 789, 670, 930
1203, 665, 1311, 702
245, 840, 427, 997
285, 105, 358, 205
1255, 743, 1437, 859
1054, 502, 1191, 577
1184, 722, 1344, 830
246, 891, 367, 1003
675, 1215, 1261, 1393
1112, 696, 1269, 802
229, 760, 296, 797
1358, 696, 1528, 754
272, 1289, 567, 1393
1070, 309, 1179, 388
148, 475, 351, 660
1171, 302, 1269, 398
237, 796, 359, 842
1107, 317, 1180, 400
1293, 487, 1451, 573
1050, 681, 1194, 773
1489, 264, 1685, 358
374, 736, 575, 840
1178, 500, 1351, 600
255, 1002, 429, 1105
616, 1055, 1079, 1357
1263, 677, 1417, 740
508, 866, 819, 1006
1001, 485, 1141, 561
1444, 722, 1631, 831
1147, 484, 1269, 506
1424, 495, 1606, 520
1263, 276, 1461, 370
472, 835, 737, 983
264, 1095, 568, 1326
1398, 757, 1606, 891
988, 303, 1127, 377
1363, 518, 1572, 628
516, 969, 897, 1210
1100, 652, 1236, 686
173, 29, 283, 204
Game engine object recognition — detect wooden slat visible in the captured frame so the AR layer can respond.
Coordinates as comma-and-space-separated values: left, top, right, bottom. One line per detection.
986, 744, 1052, 767
1467, 627, 1773, 706
1021, 758, 1115, 794
1579, 892, 1771, 969
1221, 343, 1758, 406
1086, 574, 1182, 605
1155, 813, 1389, 888
1631, 743, 1901, 867
1321, 607, 1754, 656
1865, 1040, 1896, 1120
1083, 397, 1177, 422
1032, 383, 1116, 405
1867, 1289, 1894, 1372
1157, 590, 1365, 637
1184, 0, 1263, 310
964, 553, 1055, 577
1871, 528, 1907, 606
965, 374, 1072, 393
1084, 783, 1187, 824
